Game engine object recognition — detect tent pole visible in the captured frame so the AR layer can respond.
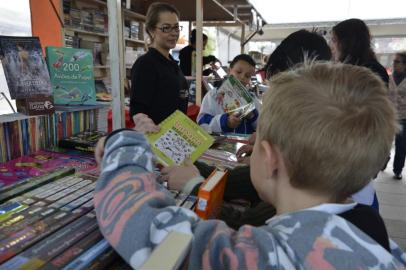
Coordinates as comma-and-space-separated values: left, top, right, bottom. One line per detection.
240, 23, 245, 53
107, 0, 125, 129
196, 0, 203, 105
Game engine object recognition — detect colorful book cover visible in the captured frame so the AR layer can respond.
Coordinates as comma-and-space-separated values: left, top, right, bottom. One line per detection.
46, 46, 97, 105
58, 130, 106, 153
0, 36, 53, 99
146, 110, 214, 166
216, 75, 255, 118
0, 150, 96, 187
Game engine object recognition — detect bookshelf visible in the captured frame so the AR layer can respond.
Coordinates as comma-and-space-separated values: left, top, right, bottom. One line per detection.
61, 0, 147, 83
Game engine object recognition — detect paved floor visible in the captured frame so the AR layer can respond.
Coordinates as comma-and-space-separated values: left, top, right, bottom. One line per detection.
375, 150, 406, 251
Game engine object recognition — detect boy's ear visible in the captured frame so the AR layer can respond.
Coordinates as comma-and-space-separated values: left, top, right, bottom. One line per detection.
260, 140, 279, 177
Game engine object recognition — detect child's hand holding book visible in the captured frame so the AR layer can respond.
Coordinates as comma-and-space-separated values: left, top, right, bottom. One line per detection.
161, 160, 202, 191
227, 112, 242, 129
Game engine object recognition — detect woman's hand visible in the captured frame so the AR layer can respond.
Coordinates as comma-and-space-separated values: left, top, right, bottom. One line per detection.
133, 113, 160, 133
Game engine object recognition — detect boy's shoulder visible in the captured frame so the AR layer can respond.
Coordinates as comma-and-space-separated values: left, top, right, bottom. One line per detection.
264, 210, 401, 267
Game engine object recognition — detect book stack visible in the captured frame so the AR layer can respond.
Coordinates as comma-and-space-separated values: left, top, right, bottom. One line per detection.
170, 190, 198, 210
0, 166, 202, 269
0, 108, 99, 163
0, 149, 97, 189
81, 9, 94, 32
63, 1, 71, 26
69, 8, 82, 29
58, 130, 106, 153
93, 11, 107, 34
130, 21, 140, 40
197, 135, 250, 170
0, 170, 126, 269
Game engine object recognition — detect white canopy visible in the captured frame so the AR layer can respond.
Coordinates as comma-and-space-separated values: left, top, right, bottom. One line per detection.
248, 0, 406, 24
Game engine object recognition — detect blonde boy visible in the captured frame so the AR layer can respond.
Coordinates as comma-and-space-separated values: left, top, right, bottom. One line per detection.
94, 62, 406, 269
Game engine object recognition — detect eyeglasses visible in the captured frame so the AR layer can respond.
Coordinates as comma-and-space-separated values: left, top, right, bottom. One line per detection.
156, 25, 183, 33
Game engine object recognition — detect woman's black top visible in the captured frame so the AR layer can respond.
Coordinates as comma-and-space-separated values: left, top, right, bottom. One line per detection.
363, 59, 389, 86
130, 48, 189, 124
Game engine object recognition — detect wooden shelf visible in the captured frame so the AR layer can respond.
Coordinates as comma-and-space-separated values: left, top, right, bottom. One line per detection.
123, 9, 146, 21
65, 27, 108, 37
125, 38, 145, 45
86, 0, 107, 5
81, 0, 107, 6
94, 65, 110, 69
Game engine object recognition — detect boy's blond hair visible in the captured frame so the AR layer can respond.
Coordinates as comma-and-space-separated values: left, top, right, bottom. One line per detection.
258, 62, 398, 201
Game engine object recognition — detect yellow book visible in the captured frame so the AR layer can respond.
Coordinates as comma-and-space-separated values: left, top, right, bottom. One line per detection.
146, 110, 214, 166
139, 231, 193, 270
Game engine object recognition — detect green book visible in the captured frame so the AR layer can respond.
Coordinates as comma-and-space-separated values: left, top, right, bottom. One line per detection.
46, 46, 97, 105
146, 110, 214, 166
217, 75, 255, 119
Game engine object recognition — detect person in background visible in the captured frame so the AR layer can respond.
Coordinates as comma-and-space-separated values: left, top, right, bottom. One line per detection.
178, 29, 217, 76
330, 18, 389, 85
94, 62, 406, 269
390, 51, 406, 180
165, 30, 333, 229
238, 29, 332, 162
130, 2, 188, 125
264, 29, 332, 78
330, 18, 389, 209
197, 54, 259, 134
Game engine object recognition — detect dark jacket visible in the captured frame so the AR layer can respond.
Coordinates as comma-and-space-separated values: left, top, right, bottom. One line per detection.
363, 59, 389, 87
130, 48, 189, 124
179, 45, 216, 76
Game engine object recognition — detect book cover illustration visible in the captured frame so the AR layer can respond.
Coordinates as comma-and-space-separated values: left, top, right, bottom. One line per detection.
58, 130, 106, 152
216, 75, 255, 118
0, 36, 53, 99
0, 150, 96, 187
46, 46, 97, 105
146, 110, 214, 166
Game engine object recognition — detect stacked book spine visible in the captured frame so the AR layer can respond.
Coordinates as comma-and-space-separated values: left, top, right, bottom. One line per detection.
0, 109, 98, 163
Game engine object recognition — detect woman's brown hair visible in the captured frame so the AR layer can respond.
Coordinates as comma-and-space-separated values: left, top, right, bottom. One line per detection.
145, 2, 180, 41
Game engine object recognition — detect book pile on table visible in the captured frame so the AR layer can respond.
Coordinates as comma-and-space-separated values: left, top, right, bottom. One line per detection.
0, 169, 133, 270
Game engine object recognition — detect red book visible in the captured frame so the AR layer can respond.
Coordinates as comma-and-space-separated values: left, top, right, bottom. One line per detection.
195, 170, 228, 219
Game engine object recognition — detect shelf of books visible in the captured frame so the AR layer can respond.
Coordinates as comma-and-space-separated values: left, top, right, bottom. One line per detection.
62, 0, 147, 102
59, 0, 150, 130
0, 109, 100, 163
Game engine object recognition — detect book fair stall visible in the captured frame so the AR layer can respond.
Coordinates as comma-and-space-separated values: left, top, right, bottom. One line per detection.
2, 0, 406, 268
0, 0, 269, 269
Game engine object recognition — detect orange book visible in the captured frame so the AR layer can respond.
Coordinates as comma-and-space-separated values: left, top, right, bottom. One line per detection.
195, 170, 228, 219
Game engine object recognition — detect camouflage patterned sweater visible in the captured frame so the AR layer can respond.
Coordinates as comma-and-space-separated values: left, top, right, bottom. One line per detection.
94, 130, 406, 269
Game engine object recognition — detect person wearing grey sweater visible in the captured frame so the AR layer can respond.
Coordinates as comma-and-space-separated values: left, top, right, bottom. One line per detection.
94, 63, 406, 269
